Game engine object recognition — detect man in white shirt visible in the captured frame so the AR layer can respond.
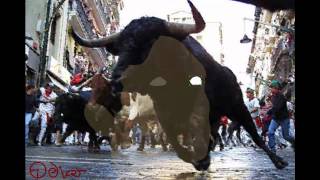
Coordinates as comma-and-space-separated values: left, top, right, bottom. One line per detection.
245, 88, 261, 133
35, 83, 58, 146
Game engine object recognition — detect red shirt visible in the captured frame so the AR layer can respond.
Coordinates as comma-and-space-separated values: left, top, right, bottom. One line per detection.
70, 73, 84, 85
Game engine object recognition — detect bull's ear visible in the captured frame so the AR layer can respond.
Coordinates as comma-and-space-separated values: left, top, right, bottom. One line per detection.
105, 42, 120, 55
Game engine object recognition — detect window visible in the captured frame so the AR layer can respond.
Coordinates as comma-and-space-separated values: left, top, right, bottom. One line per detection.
63, 49, 68, 68
50, 15, 59, 44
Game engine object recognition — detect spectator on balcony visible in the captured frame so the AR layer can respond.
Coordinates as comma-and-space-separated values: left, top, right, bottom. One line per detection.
74, 55, 82, 74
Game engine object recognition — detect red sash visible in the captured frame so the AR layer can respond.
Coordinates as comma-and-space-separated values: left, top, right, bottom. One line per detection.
255, 116, 263, 128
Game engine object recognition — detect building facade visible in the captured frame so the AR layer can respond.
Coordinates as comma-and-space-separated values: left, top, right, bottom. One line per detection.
67, 0, 123, 76
167, 11, 225, 65
246, 8, 295, 102
25, 0, 124, 88
25, 0, 48, 85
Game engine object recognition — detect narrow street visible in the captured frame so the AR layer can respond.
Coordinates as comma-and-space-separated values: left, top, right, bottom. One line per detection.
25, 0, 295, 179
26, 144, 295, 179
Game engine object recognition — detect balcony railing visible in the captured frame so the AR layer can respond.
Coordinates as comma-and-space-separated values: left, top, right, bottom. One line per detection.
97, 48, 108, 62
96, 0, 110, 28
74, 0, 112, 67
75, 0, 96, 38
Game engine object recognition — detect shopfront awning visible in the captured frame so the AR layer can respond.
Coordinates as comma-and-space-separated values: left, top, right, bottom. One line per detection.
48, 73, 69, 92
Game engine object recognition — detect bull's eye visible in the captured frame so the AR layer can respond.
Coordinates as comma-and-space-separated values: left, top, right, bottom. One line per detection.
60, 113, 64, 117
149, 76, 167, 86
189, 76, 202, 86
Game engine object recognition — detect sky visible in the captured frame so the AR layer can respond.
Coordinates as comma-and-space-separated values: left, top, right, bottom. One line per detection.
119, 0, 256, 89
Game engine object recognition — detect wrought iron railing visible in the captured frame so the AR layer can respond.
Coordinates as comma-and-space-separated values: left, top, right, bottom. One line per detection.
75, 0, 96, 38
97, 48, 108, 62
96, 0, 110, 27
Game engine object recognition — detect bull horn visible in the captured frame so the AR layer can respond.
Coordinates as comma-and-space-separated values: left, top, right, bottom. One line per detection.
166, 0, 205, 37
101, 74, 112, 82
77, 75, 95, 89
71, 16, 120, 47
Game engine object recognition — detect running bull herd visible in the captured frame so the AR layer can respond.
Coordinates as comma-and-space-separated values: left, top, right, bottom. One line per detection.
54, 0, 294, 171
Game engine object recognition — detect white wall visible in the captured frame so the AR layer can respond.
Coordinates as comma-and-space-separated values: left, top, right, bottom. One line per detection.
48, 0, 69, 65
25, 0, 48, 53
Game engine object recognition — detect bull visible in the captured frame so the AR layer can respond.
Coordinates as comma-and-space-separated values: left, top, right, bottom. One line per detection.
83, 73, 133, 151
53, 93, 102, 152
71, 0, 290, 171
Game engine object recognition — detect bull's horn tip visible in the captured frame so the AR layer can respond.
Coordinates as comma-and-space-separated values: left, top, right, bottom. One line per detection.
187, 0, 193, 6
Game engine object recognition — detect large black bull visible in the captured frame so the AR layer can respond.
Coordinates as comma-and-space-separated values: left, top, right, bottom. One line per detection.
71, 0, 290, 171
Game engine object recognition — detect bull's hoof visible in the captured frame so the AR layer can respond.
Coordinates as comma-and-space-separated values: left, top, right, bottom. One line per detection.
162, 146, 168, 152
291, 141, 295, 152
93, 147, 100, 153
272, 155, 289, 169
275, 160, 289, 169
220, 145, 224, 151
88, 147, 94, 153
75, 142, 81, 145
111, 144, 118, 151
192, 154, 211, 171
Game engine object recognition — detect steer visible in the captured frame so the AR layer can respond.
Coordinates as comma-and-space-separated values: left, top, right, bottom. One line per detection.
54, 93, 101, 152
71, 0, 290, 171
84, 73, 132, 151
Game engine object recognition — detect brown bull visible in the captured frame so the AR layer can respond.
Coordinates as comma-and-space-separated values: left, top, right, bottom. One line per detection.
84, 74, 132, 151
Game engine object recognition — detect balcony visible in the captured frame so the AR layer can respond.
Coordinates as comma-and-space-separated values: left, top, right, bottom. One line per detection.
96, 0, 110, 27
87, 0, 107, 36
100, 48, 108, 61
72, 0, 109, 69
75, 0, 96, 38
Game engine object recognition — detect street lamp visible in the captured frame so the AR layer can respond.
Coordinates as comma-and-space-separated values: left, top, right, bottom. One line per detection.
240, 18, 252, 44
240, 34, 252, 43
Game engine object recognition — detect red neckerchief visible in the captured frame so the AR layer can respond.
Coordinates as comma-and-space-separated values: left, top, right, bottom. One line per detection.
45, 88, 52, 97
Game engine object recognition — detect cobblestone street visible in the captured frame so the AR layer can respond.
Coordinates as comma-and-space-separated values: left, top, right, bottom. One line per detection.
26, 144, 295, 179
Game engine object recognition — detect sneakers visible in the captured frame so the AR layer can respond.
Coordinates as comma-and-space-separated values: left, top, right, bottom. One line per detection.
55, 133, 63, 146
55, 141, 63, 146
38, 142, 42, 146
